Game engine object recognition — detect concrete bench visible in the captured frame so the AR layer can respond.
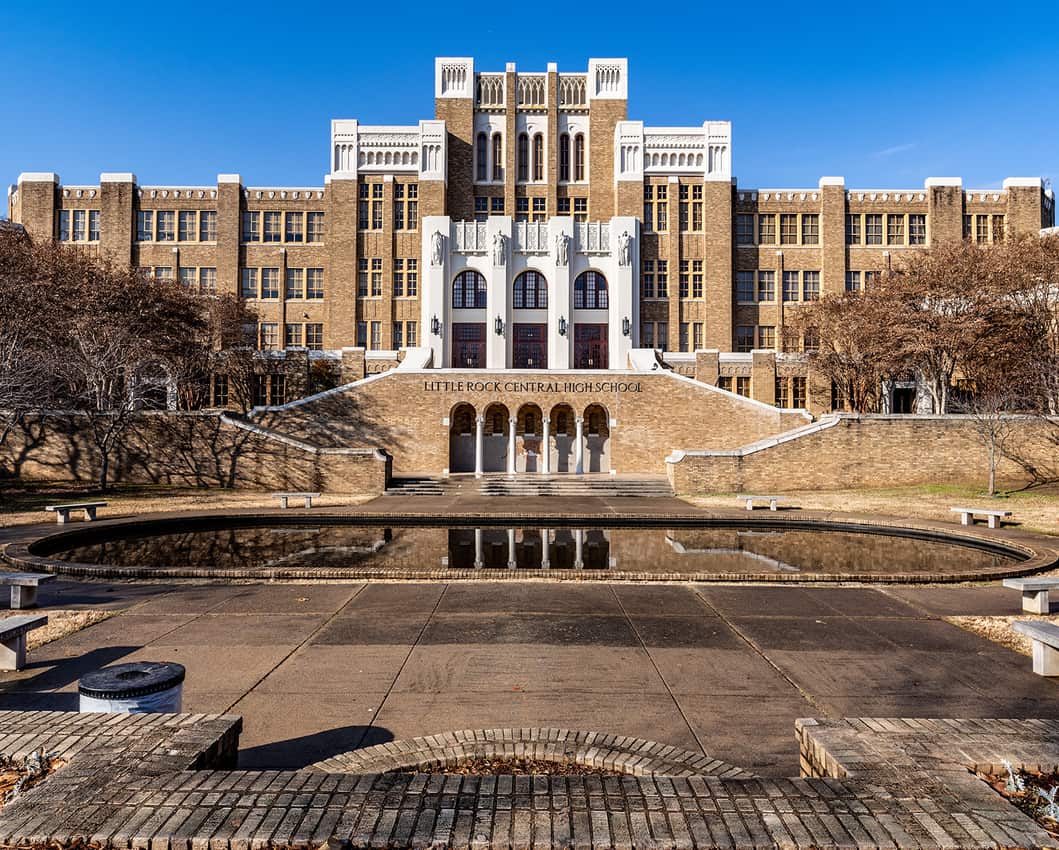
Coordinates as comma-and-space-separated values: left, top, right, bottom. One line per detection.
950, 506, 1012, 529
44, 501, 107, 524
0, 614, 47, 671
0, 572, 55, 609
1012, 621, 1059, 676
272, 492, 321, 509
736, 494, 784, 512
1003, 577, 1058, 614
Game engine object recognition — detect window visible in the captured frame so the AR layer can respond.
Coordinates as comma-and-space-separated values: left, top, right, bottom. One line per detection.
242, 211, 260, 242
656, 260, 668, 297
404, 259, 417, 296
154, 266, 173, 280
72, 210, 87, 241
199, 267, 216, 294
453, 270, 487, 308
692, 185, 703, 230
574, 134, 585, 181
801, 214, 819, 245
178, 210, 196, 241
199, 210, 217, 241
212, 374, 228, 408
643, 184, 667, 231
357, 258, 369, 297
557, 197, 570, 214
358, 183, 370, 230
263, 211, 281, 242
260, 268, 280, 299
678, 260, 688, 299
476, 133, 488, 182
285, 268, 304, 299
573, 197, 588, 223
285, 323, 304, 348
393, 259, 406, 296
259, 323, 279, 350
300, 267, 320, 299
136, 210, 153, 241
845, 271, 861, 293
406, 320, 417, 347
58, 210, 70, 241
656, 322, 668, 350
757, 270, 776, 302
370, 321, 381, 350
887, 214, 904, 245
394, 183, 418, 230
846, 214, 861, 245
693, 322, 703, 350
285, 212, 304, 242
865, 214, 883, 245
792, 377, 806, 409
679, 185, 689, 231
491, 196, 504, 214
758, 214, 776, 244
88, 210, 100, 241
241, 267, 258, 298
776, 378, 789, 408
735, 377, 750, 397
909, 214, 926, 245
559, 134, 570, 181
679, 323, 690, 353
783, 271, 800, 302
474, 196, 489, 222
515, 197, 529, 223
532, 134, 544, 181
179, 267, 196, 287
717, 377, 733, 392
156, 211, 175, 241
492, 133, 503, 181
517, 133, 529, 182
864, 270, 881, 286
758, 326, 775, 350
372, 184, 383, 229
735, 325, 755, 352
371, 258, 382, 296
642, 322, 654, 348
780, 214, 798, 245
992, 215, 1004, 242
513, 271, 547, 309
532, 197, 546, 222
736, 271, 755, 302
573, 271, 608, 309
357, 321, 367, 347
393, 322, 403, 349
975, 215, 989, 245
306, 323, 323, 350
963, 215, 972, 240
736, 214, 755, 245
802, 271, 820, 301
642, 260, 656, 298
306, 211, 324, 242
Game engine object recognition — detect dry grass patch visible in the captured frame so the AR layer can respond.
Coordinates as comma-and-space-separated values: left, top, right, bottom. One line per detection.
946, 613, 1059, 656
0, 609, 112, 649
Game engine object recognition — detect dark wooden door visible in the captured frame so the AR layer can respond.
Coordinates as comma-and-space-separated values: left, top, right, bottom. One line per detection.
451, 323, 486, 368
574, 323, 608, 369
513, 324, 547, 369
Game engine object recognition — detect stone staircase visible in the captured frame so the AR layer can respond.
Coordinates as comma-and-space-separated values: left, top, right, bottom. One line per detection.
384, 474, 674, 498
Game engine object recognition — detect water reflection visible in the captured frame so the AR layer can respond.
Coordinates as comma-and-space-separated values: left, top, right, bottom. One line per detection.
447, 528, 611, 570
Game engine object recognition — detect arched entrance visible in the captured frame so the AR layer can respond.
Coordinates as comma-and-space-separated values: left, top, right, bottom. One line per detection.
549, 404, 576, 473
582, 403, 611, 473
448, 403, 476, 473
482, 402, 510, 473
516, 404, 544, 472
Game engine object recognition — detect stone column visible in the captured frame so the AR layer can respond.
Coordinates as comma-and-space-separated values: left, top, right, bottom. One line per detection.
540, 528, 550, 569
574, 528, 584, 569
507, 528, 517, 569
474, 415, 484, 478
474, 528, 484, 568
574, 416, 584, 475
507, 416, 517, 476
541, 416, 551, 475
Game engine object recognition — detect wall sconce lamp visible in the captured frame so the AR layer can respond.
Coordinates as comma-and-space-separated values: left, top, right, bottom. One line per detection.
558, 316, 568, 336
494, 315, 505, 336
430, 314, 442, 336
622, 317, 631, 337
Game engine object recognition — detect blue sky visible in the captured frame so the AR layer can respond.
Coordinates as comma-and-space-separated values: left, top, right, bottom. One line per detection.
1, 1, 1055, 193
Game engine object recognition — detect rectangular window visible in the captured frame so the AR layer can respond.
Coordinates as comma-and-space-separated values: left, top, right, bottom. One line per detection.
693, 322, 703, 350
474, 196, 489, 222
678, 185, 689, 232
285, 212, 304, 242
154, 266, 173, 280
975, 215, 989, 244
845, 271, 861, 293
263, 211, 281, 242
241, 267, 258, 299
306, 211, 324, 242
285, 267, 304, 299
865, 214, 883, 245
758, 214, 776, 244
792, 377, 806, 409
370, 321, 381, 350
393, 322, 403, 349
573, 197, 588, 222
887, 214, 905, 245
963, 214, 972, 240
736, 270, 755, 302
357, 321, 367, 347
736, 214, 754, 245
371, 258, 382, 296
156, 211, 175, 241
491, 196, 504, 214
306, 268, 323, 299
641, 259, 655, 299
783, 270, 800, 302
199, 267, 216, 294
758, 325, 776, 350
178, 210, 196, 241
260, 267, 280, 299
656, 322, 668, 351
780, 214, 798, 245
405, 259, 418, 296
776, 378, 789, 408
736, 325, 755, 353
802, 270, 821, 301
692, 260, 703, 299
269, 375, 285, 405
199, 210, 217, 241
735, 376, 750, 397
992, 215, 1004, 242
801, 214, 819, 245
259, 323, 279, 350
393, 259, 405, 296
656, 260, 668, 298
692, 185, 703, 231
515, 197, 529, 223
58, 210, 70, 241
372, 199, 384, 230
212, 374, 229, 408
242, 211, 260, 242
531, 197, 546, 222
285, 323, 304, 348
908, 214, 926, 245
846, 214, 861, 245
679, 323, 690, 353
179, 267, 196, 287
253, 375, 268, 407
717, 377, 733, 392
359, 187, 370, 229
757, 270, 776, 302
864, 270, 881, 286
137, 210, 154, 241
306, 323, 323, 350
72, 209, 87, 241
358, 258, 368, 297
656, 184, 667, 231
88, 210, 100, 241
557, 197, 570, 214
406, 320, 417, 347
678, 260, 689, 299
641, 322, 654, 348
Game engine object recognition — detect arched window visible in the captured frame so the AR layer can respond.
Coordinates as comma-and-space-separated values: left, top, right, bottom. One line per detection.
493, 411, 504, 434
573, 271, 608, 309
452, 270, 487, 309
525, 412, 535, 434
574, 134, 585, 181
513, 271, 548, 309
532, 134, 544, 181
559, 134, 570, 182
556, 411, 568, 434
517, 134, 529, 182
492, 133, 503, 181
476, 133, 488, 182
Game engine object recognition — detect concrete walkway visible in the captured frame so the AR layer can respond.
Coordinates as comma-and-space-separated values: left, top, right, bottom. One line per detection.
2, 579, 1056, 776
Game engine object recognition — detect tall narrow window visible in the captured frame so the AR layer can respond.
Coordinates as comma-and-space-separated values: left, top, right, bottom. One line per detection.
532, 134, 544, 181
517, 134, 529, 182
559, 133, 570, 181
574, 134, 585, 181
492, 133, 503, 181
71, 210, 86, 241
476, 133, 488, 181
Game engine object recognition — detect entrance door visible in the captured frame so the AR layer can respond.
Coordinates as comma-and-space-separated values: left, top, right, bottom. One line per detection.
451, 323, 486, 368
574, 324, 608, 369
513, 324, 547, 369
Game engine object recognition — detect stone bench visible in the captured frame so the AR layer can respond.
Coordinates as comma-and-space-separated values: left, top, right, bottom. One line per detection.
0, 614, 47, 671
0, 572, 55, 609
1013, 621, 1059, 676
736, 494, 784, 511
272, 492, 321, 509
950, 506, 1012, 528
1003, 577, 1059, 614
44, 501, 107, 524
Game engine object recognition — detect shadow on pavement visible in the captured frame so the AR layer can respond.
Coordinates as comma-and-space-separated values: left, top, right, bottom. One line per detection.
237, 724, 395, 770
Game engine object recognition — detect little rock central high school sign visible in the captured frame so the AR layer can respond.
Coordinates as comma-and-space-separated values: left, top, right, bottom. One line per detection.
422, 379, 643, 395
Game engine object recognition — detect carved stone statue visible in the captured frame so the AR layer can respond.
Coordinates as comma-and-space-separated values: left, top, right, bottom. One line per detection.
492, 232, 508, 266
430, 230, 445, 267
617, 230, 632, 266
554, 232, 570, 266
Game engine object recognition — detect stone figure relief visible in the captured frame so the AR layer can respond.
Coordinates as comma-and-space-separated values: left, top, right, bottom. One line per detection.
492, 232, 508, 266
430, 230, 445, 267
554, 232, 570, 266
618, 230, 632, 266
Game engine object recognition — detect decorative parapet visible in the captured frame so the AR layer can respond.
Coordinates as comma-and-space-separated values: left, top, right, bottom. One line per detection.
575, 221, 610, 253
453, 220, 488, 253
513, 220, 549, 253
516, 74, 546, 109
558, 74, 587, 108
330, 120, 446, 180
618, 121, 731, 181
137, 187, 220, 200
476, 73, 505, 109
